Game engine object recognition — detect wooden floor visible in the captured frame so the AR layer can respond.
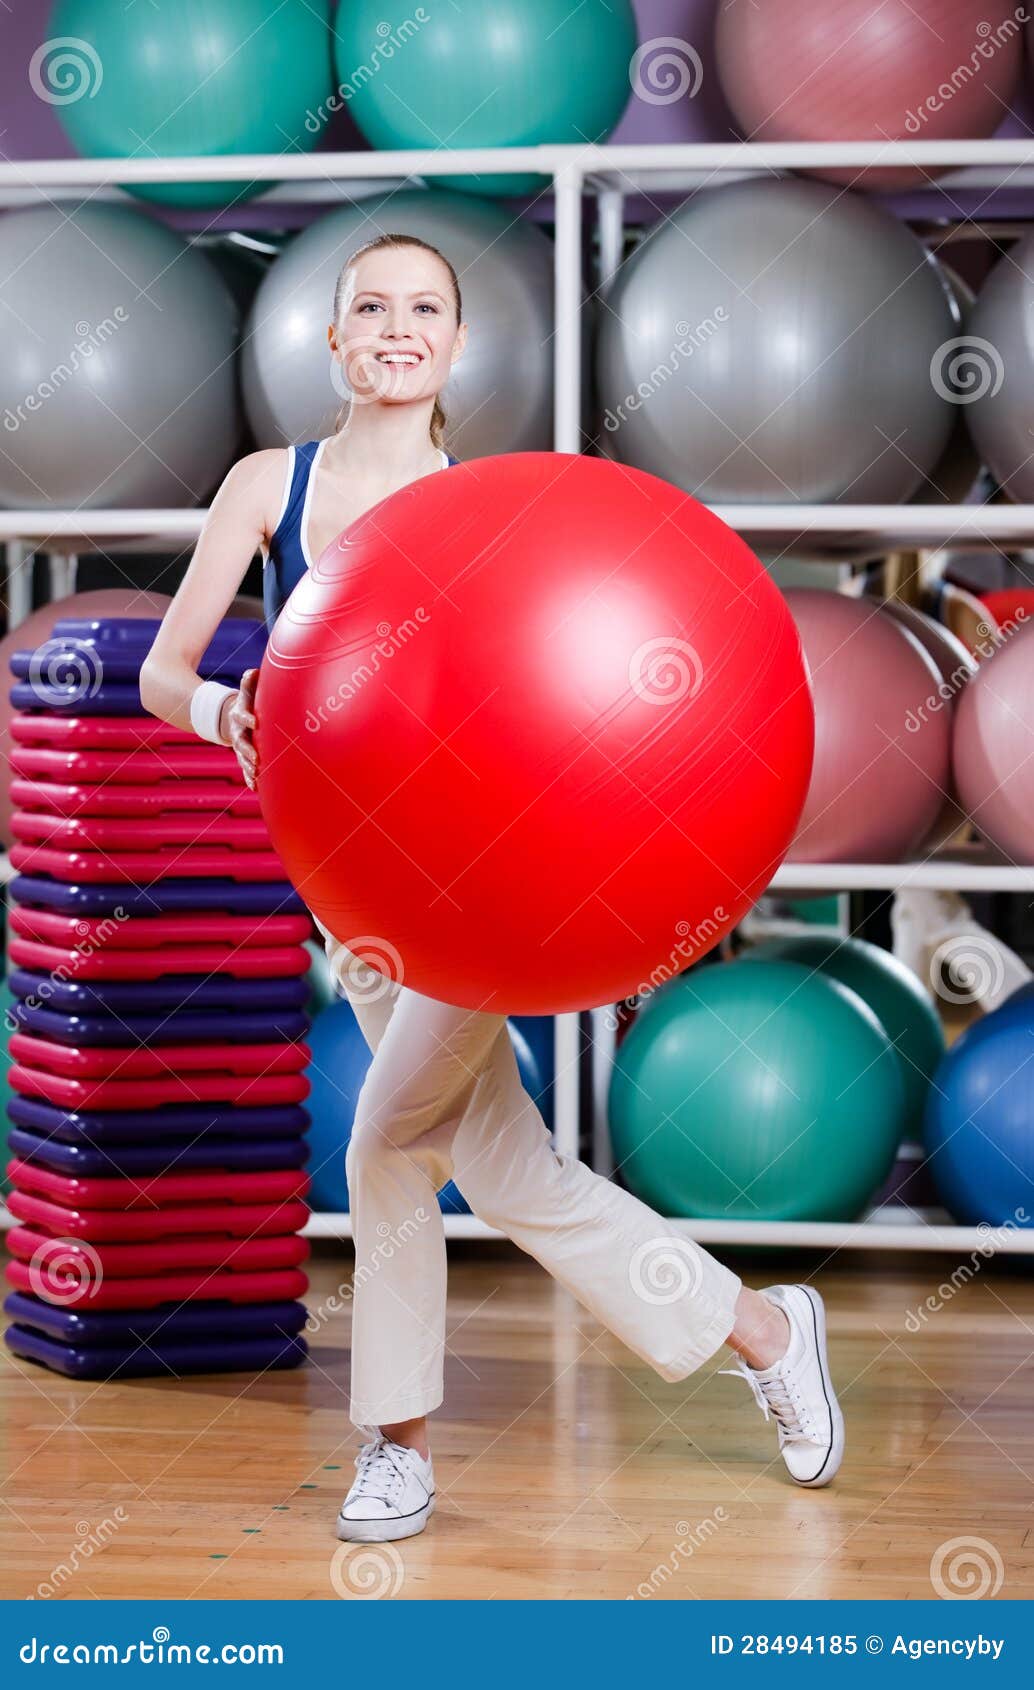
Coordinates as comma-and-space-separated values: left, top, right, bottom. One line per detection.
3, 1243, 1033, 1601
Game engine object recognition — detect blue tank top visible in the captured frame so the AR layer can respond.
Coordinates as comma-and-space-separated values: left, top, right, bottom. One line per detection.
262, 439, 459, 631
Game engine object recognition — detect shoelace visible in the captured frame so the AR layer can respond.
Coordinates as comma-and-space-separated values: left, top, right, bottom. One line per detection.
719, 1357, 816, 1441
352, 1436, 411, 1500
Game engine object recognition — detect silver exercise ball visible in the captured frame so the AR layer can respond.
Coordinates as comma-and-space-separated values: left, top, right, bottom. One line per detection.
0, 203, 240, 509
918, 258, 983, 505
595, 178, 957, 503
242, 190, 556, 455
965, 232, 1034, 502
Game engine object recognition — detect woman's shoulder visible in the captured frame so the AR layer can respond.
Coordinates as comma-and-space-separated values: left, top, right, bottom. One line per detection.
224, 445, 292, 490
215, 448, 294, 546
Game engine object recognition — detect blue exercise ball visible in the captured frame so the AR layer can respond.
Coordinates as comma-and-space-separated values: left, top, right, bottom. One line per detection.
304, 1001, 547, 1214
924, 997, 1034, 1229
510, 1016, 555, 1130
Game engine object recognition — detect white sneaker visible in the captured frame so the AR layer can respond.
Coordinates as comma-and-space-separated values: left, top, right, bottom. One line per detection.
720, 1283, 844, 1487
336, 1431, 436, 1543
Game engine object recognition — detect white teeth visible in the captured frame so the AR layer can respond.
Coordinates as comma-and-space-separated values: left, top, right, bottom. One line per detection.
378, 354, 420, 365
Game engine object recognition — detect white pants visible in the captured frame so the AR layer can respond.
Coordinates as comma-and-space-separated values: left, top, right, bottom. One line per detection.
314, 921, 743, 1428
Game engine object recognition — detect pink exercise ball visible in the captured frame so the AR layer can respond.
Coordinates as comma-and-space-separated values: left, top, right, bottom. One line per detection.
0, 587, 171, 848
716, 0, 1024, 188
785, 590, 952, 864
881, 600, 977, 852
953, 619, 1034, 864
881, 600, 977, 691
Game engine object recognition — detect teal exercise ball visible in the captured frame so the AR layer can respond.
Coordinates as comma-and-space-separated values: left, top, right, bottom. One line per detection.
49, 0, 335, 207
304, 1001, 547, 1215
303, 939, 339, 1018
332, 0, 638, 197
742, 936, 944, 1144
609, 960, 906, 1223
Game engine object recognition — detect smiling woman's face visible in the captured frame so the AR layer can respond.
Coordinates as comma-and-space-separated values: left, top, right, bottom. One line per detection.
330, 244, 465, 408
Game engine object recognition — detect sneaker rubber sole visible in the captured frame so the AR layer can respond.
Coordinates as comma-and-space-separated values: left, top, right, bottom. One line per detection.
335, 1492, 435, 1544
792, 1284, 845, 1488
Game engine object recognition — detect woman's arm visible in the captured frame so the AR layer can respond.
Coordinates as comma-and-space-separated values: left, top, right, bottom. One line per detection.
139, 450, 284, 761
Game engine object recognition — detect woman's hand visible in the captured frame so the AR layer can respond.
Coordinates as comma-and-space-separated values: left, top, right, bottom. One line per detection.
221, 666, 260, 791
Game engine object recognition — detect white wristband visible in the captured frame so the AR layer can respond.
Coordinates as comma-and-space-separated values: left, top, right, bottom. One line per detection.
190, 679, 236, 745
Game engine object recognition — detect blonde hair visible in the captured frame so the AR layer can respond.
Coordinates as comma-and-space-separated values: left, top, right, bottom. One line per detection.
332, 233, 462, 452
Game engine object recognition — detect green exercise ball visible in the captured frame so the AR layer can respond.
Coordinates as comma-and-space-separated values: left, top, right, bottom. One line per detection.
332, 0, 638, 197
609, 960, 906, 1223
49, 0, 335, 207
742, 935, 944, 1144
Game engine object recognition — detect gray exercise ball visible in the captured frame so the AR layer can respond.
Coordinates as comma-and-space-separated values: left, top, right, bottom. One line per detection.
242, 190, 556, 455
965, 233, 1034, 502
595, 178, 957, 503
918, 259, 983, 506
0, 203, 240, 509
190, 233, 286, 320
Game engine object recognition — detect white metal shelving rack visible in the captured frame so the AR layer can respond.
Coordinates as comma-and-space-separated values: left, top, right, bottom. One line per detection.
2, 139, 1034, 1254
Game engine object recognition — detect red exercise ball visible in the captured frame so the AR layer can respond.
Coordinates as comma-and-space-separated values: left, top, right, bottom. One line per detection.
256, 454, 814, 1015
716, 0, 1024, 188
785, 590, 951, 865
979, 588, 1034, 634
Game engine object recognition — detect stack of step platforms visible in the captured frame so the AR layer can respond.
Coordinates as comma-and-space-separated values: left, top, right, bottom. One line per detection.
2, 617, 313, 1378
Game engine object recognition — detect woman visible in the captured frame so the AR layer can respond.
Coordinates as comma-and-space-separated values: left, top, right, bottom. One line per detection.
140, 232, 845, 1547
